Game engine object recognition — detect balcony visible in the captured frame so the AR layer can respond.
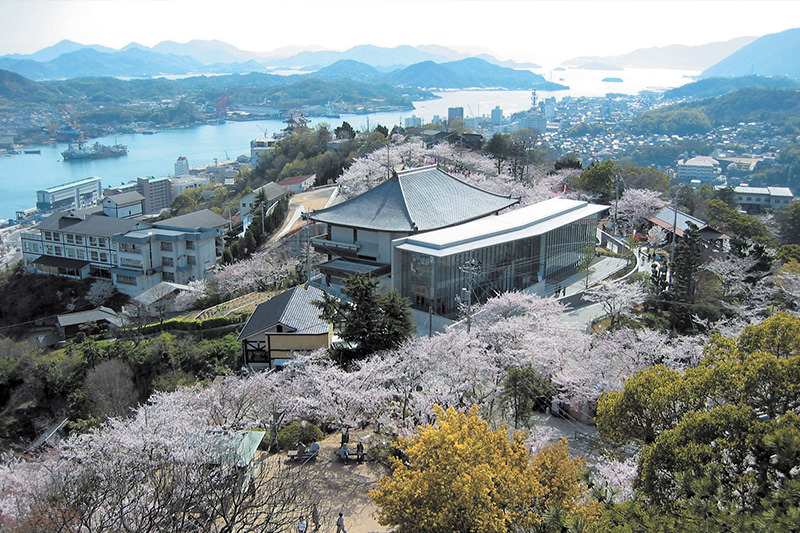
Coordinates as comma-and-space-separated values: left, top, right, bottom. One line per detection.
311, 236, 360, 258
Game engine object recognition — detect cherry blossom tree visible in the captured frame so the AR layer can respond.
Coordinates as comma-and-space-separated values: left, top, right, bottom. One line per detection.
584, 279, 647, 327
615, 188, 666, 232
210, 246, 300, 299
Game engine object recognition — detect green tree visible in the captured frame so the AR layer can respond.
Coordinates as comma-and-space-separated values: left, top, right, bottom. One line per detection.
314, 273, 415, 364
369, 405, 597, 533
776, 201, 800, 245
574, 160, 619, 203
334, 120, 356, 140
554, 152, 582, 171
597, 313, 800, 517
485, 132, 512, 173
501, 366, 553, 429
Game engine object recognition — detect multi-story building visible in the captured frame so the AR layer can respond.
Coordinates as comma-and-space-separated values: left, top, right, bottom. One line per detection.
102, 192, 144, 218
676, 156, 721, 183
36, 177, 103, 212
21, 206, 227, 297
174, 156, 190, 177
103, 177, 173, 215
447, 107, 464, 125
308, 165, 608, 317
239, 182, 287, 232
733, 186, 794, 212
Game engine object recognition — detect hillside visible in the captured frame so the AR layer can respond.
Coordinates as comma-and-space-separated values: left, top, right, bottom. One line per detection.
701, 27, 800, 79
564, 36, 755, 70
384, 57, 566, 90
662, 75, 800, 101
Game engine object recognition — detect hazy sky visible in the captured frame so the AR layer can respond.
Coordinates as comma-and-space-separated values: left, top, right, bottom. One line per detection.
1, 0, 798, 66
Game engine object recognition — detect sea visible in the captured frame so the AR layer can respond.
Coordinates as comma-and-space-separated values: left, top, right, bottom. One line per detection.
0, 67, 698, 220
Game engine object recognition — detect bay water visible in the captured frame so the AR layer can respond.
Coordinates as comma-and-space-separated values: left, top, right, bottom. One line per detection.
0, 67, 698, 220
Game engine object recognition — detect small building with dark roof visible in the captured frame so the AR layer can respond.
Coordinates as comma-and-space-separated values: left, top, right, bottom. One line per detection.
238, 285, 332, 370
102, 192, 144, 218
308, 165, 519, 288
278, 174, 316, 193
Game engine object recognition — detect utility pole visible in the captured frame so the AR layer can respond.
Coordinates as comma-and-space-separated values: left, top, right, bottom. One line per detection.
613, 171, 620, 235
459, 258, 481, 334
306, 223, 311, 284
260, 202, 265, 235
669, 190, 679, 283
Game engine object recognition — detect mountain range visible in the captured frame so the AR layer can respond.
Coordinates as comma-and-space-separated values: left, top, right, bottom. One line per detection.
563, 36, 756, 70
1, 28, 799, 85
700, 28, 800, 79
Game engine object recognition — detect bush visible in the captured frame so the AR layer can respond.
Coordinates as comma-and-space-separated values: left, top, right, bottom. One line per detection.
276, 421, 323, 450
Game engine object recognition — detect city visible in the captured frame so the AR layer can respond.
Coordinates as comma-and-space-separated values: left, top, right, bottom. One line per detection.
1, 2, 800, 531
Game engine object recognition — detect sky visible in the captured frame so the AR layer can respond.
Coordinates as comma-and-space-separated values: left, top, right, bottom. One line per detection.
0, 0, 798, 66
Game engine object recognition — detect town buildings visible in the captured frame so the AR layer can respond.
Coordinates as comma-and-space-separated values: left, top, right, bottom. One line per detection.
239, 182, 288, 232
733, 185, 794, 212
36, 177, 102, 212
21, 196, 227, 297
103, 177, 173, 215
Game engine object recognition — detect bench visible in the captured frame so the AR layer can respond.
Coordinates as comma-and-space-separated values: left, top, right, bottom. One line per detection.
287, 450, 318, 462
336, 450, 364, 463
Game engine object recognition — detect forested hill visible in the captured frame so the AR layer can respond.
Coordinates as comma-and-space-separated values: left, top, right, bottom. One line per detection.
662, 75, 800, 102
632, 87, 800, 135
0, 69, 433, 110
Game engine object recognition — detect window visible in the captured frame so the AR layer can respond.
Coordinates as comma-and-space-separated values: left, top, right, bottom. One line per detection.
118, 242, 138, 253
90, 251, 99, 261
76, 249, 86, 259
185, 241, 194, 250
98, 237, 107, 248
99, 252, 108, 263
67, 248, 76, 258
117, 274, 136, 285
88, 236, 98, 247
187, 255, 196, 265
162, 257, 174, 267
160, 242, 173, 252
53, 247, 63, 257
45, 245, 54, 255
65, 234, 75, 244
162, 271, 175, 282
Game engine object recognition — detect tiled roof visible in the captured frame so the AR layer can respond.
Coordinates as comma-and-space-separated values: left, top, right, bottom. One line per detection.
156, 209, 228, 231
649, 207, 708, 237
278, 174, 315, 187
238, 285, 328, 340
254, 181, 287, 201
105, 191, 144, 205
37, 212, 140, 237
310, 165, 519, 232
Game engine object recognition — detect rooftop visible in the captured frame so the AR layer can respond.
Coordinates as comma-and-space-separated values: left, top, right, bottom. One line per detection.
104, 191, 145, 205
310, 165, 519, 232
394, 198, 608, 258
155, 209, 228, 231
278, 174, 315, 187
238, 285, 329, 340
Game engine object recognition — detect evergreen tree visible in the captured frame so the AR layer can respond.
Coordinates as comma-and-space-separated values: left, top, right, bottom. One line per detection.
314, 273, 415, 365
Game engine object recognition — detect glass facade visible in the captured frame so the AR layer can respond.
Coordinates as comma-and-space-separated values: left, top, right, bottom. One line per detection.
397, 216, 597, 316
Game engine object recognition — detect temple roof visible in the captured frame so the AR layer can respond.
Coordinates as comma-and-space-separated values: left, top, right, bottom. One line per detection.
309, 165, 519, 232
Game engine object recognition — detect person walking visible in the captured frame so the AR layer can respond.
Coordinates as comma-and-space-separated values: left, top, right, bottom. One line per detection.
297, 515, 307, 533
311, 504, 320, 532
336, 512, 347, 533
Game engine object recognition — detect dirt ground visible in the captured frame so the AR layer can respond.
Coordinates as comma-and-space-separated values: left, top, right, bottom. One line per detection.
271, 186, 338, 242
274, 429, 393, 533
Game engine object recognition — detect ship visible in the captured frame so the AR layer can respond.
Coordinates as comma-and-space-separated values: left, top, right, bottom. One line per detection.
61, 142, 128, 161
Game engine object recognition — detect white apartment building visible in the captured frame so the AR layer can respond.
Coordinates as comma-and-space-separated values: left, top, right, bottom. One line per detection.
21, 207, 227, 297
676, 156, 721, 183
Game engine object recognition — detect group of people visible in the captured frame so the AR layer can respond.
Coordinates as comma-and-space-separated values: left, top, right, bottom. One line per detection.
297, 440, 321, 457
337, 426, 365, 464
554, 283, 566, 297
297, 509, 347, 533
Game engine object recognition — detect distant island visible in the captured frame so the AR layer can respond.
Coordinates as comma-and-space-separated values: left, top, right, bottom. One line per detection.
602, 77, 624, 83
